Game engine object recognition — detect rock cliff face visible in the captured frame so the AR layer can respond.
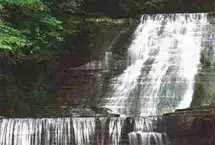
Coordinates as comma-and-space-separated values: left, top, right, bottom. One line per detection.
190, 14, 215, 107
56, 21, 137, 114
164, 106, 215, 145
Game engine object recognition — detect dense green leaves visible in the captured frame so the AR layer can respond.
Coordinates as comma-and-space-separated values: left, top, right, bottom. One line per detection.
119, 0, 165, 15
0, 0, 84, 61
0, 0, 85, 116
1, 0, 48, 10
0, 20, 28, 51
44, 0, 84, 15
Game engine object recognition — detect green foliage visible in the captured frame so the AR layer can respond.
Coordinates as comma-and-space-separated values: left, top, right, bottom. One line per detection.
0, 0, 84, 61
0, 0, 48, 10
2, 0, 41, 4
84, 0, 165, 17
120, 0, 164, 14
0, 20, 28, 51
44, 0, 84, 15
0, 0, 85, 116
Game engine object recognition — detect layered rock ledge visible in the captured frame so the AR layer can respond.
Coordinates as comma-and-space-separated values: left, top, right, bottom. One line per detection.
163, 105, 215, 145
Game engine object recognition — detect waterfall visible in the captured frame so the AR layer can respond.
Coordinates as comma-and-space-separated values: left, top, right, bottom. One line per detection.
108, 117, 125, 145
0, 118, 71, 145
134, 117, 157, 131
99, 13, 208, 116
0, 13, 213, 145
72, 117, 96, 145
97, 117, 107, 145
129, 117, 169, 145
0, 117, 167, 145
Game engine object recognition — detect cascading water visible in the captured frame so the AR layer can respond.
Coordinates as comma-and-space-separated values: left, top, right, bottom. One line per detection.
108, 117, 125, 145
72, 117, 96, 145
99, 13, 208, 116
96, 117, 107, 145
0, 118, 71, 145
129, 117, 169, 145
98, 13, 208, 145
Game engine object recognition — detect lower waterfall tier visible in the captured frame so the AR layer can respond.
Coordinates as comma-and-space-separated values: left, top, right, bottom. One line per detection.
0, 117, 166, 145
129, 132, 169, 145
0, 107, 215, 145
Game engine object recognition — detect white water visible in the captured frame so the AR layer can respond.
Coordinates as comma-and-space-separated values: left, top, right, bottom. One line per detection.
0, 118, 71, 145
134, 117, 157, 131
0, 117, 127, 145
99, 13, 208, 116
129, 131, 169, 145
129, 117, 169, 145
72, 117, 96, 145
97, 117, 107, 145
108, 117, 125, 145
